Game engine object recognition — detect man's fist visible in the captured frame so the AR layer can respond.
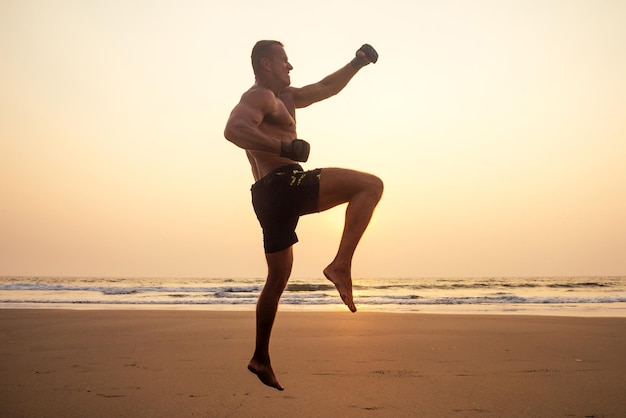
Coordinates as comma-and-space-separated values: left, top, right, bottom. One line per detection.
351, 44, 378, 69
280, 139, 310, 162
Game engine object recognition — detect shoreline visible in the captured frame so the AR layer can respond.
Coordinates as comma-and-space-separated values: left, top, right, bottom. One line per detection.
2, 302, 626, 318
1, 309, 625, 417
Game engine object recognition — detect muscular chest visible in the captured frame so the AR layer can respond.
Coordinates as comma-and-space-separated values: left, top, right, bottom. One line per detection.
263, 96, 296, 133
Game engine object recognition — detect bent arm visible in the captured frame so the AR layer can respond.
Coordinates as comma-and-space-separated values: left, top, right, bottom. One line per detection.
290, 63, 360, 109
224, 91, 282, 154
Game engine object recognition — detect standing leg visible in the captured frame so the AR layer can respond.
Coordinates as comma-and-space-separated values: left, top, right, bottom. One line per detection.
248, 246, 293, 391
318, 168, 383, 312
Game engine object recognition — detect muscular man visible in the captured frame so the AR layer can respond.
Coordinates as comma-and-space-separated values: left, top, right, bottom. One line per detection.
224, 41, 383, 390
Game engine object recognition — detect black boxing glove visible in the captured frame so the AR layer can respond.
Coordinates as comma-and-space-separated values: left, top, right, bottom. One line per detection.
351, 44, 379, 69
280, 139, 310, 162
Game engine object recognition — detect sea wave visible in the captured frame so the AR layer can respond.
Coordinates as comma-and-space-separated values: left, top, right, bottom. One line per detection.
0, 282, 262, 296
286, 283, 334, 292
1, 277, 625, 313
2, 295, 625, 306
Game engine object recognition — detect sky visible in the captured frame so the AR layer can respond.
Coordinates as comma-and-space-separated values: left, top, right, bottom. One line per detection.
1, 0, 625, 279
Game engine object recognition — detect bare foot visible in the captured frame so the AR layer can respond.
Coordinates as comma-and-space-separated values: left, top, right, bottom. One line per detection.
247, 360, 284, 391
324, 266, 357, 312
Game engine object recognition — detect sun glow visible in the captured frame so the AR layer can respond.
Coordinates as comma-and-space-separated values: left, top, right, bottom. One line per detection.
1, 0, 625, 278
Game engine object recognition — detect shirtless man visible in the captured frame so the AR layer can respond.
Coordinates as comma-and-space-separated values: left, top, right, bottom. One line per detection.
224, 41, 383, 390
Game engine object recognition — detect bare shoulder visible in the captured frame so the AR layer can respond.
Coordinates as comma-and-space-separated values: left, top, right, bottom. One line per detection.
283, 86, 301, 102
239, 86, 279, 113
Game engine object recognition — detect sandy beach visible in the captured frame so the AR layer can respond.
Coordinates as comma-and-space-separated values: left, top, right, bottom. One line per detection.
1, 310, 624, 417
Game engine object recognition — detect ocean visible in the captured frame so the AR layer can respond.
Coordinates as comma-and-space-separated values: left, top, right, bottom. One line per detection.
1, 276, 625, 316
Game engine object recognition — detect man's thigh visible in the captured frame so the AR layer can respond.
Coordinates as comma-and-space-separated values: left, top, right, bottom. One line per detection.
318, 167, 381, 212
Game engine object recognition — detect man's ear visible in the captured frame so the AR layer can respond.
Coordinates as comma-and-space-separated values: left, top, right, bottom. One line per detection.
260, 56, 272, 72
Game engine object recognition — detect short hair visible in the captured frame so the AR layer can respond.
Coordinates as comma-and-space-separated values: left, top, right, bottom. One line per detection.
251, 40, 284, 75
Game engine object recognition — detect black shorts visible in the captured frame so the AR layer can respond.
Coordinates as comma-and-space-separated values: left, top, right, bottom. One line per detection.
251, 164, 322, 253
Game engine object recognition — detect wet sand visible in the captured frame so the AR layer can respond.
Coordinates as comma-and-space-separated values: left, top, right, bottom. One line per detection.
1, 309, 624, 417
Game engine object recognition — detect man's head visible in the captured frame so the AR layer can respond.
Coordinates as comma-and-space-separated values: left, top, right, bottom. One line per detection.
251, 40, 283, 74
251, 40, 292, 89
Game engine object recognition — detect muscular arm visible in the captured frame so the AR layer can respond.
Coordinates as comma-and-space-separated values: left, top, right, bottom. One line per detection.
290, 63, 360, 109
290, 45, 376, 108
223, 88, 283, 154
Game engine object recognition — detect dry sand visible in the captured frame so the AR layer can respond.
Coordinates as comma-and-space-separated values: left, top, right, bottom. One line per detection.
1, 309, 624, 417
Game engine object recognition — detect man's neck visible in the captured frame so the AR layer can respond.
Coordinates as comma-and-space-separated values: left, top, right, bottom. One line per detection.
255, 77, 283, 95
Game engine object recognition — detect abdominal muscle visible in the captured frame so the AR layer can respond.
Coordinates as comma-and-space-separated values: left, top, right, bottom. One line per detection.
247, 149, 297, 182
248, 91, 299, 181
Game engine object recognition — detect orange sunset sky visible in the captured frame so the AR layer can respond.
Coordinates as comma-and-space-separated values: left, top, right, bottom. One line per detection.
1, 0, 624, 279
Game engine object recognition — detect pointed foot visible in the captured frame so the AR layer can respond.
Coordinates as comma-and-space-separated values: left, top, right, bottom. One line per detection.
324, 266, 357, 313
248, 362, 284, 391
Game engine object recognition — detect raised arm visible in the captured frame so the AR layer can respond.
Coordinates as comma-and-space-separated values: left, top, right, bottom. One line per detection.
291, 44, 378, 108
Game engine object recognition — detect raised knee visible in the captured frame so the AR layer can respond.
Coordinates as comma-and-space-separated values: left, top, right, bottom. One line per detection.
369, 175, 384, 201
